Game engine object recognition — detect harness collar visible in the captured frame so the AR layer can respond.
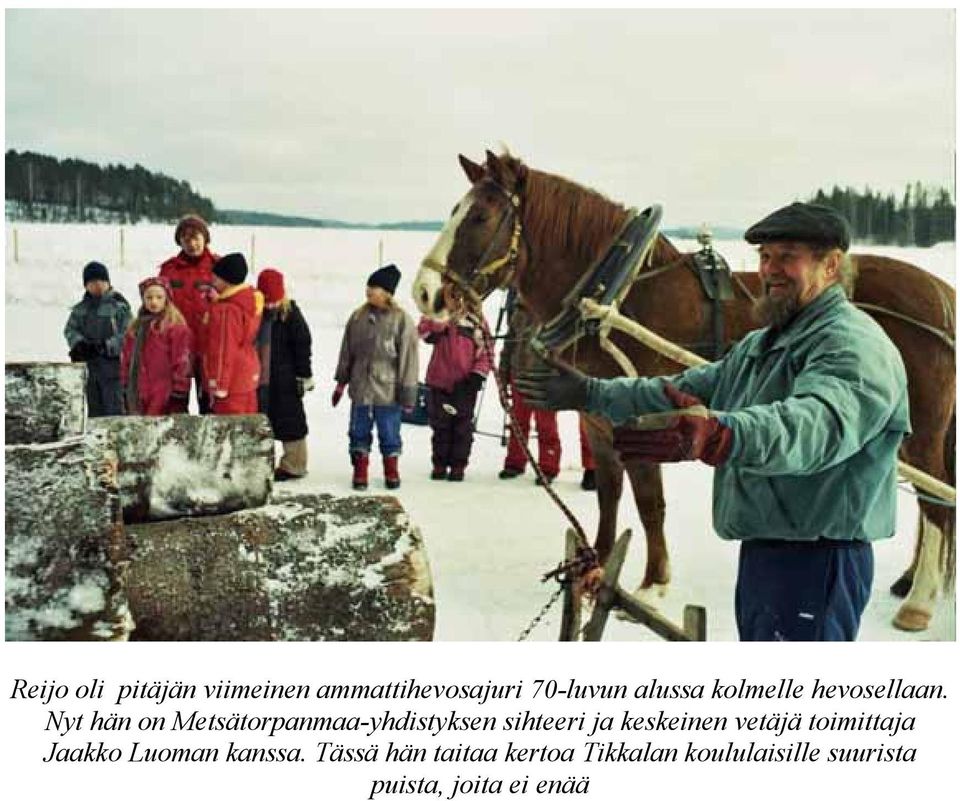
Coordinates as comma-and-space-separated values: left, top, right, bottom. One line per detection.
534, 204, 663, 353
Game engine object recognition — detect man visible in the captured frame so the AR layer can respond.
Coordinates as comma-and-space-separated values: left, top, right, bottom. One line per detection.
517, 202, 910, 641
201, 252, 263, 415
64, 260, 132, 417
158, 214, 219, 413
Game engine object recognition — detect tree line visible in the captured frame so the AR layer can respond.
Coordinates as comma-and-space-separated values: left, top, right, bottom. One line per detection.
5, 150, 216, 224
809, 184, 954, 247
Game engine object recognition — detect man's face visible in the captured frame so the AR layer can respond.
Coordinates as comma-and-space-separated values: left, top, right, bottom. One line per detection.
85, 279, 109, 297
179, 229, 206, 258
754, 241, 838, 327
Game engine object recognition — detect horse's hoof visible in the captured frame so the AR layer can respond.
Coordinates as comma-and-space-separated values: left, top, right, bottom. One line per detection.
889, 574, 913, 598
893, 604, 932, 632
635, 582, 669, 602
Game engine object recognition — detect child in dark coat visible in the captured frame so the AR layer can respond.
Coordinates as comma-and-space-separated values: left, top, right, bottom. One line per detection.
64, 261, 133, 416
120, 276, 193, 415
418, 288, 492, 481
256, 268, 314, 481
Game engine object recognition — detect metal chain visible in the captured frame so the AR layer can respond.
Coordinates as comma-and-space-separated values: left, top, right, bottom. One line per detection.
516, 585, 566, 641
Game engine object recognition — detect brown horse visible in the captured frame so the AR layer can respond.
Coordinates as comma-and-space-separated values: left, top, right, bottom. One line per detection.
412, 150, 955, 634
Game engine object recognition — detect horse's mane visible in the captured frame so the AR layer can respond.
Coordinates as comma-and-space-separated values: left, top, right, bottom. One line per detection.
501, 154, 681, 266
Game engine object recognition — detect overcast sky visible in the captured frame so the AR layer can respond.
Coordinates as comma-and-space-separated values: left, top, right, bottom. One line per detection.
5, 8, 955, 227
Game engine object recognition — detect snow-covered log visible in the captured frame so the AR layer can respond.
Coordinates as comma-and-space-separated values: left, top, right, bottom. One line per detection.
88, 414, 274, 523
5, 361, 86, 444
125, 493, 435, 641
5, 432, 132, 641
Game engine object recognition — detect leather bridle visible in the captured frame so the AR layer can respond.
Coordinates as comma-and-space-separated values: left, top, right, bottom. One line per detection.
421, 182, 523, 308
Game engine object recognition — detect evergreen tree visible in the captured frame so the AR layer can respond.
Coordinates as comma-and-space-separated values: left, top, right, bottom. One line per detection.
4, 149, 217, 224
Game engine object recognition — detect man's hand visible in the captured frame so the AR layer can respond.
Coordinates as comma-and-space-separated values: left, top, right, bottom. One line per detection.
515, 358, 590, 411
613, 383, 733, 466
331, 383, 345, 407
297, 376, 316, 397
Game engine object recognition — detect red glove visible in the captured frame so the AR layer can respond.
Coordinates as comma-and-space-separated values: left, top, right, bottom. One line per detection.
168, 392, 189, 414
332, 384, 345, 407
612, 383, 733, 466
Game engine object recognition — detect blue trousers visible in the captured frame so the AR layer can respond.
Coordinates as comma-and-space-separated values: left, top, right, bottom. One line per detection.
735, 539, 874, 641
348, 404, 402, 456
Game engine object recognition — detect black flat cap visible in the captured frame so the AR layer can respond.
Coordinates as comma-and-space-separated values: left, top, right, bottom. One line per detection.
745, 202, 851, 252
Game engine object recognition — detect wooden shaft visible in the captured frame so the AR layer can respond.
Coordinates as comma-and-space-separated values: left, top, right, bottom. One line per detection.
580, 298, 956, 505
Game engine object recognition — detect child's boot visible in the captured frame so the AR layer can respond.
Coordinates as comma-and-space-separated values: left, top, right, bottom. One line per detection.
430, 460, 448, 480
384, 455, 401, 489
351, 452, 369, 490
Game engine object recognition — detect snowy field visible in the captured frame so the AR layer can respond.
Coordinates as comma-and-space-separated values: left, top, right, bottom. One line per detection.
4, 222, 956, 641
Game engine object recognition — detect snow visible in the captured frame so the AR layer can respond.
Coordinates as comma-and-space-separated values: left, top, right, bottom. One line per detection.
4, 221, 956, 641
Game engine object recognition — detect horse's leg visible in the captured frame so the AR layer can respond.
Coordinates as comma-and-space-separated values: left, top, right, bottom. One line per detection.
894, 510, 948, 631
582, 416, 623, 563
889, 522, 920, 598
624, 462, 670, 599
893, 424, 954, 632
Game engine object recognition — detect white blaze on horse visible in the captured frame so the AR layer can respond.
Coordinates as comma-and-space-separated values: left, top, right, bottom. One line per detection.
414, 149, 955, 634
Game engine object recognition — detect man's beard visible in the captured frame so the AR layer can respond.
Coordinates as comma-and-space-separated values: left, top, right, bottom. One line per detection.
752, 286, 800, 329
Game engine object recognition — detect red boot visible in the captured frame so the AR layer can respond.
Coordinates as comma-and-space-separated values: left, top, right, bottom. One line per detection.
351, 452, 369, 490
384, 455, 401, 489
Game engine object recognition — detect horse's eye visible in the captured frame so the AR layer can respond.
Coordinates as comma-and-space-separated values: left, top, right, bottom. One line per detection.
471, 211, 488, 225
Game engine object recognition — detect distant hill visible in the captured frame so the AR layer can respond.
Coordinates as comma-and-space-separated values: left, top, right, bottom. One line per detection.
662, 226, 744, 241
218, 209, 442, 231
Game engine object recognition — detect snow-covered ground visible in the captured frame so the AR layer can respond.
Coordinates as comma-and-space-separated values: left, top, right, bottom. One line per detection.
4, 222, 956, 641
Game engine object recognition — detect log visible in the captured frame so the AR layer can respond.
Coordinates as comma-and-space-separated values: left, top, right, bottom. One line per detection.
125, 493, 435, 641
5, 361, 86, 444
88, 414, 274, 523
5, 432, 131, 641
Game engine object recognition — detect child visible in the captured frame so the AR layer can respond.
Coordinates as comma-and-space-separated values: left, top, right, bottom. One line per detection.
200, 253, 263, 415
498, 301, 561, 484
418, 286, 492, 481
63, 261, 133, 417
158, 214, 219, 413
256, 268, 314, 481
333, 264, 419, 490
120, 277, 194, 415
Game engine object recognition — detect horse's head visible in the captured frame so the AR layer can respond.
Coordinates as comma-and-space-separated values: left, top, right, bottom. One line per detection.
413, 150, 528, 320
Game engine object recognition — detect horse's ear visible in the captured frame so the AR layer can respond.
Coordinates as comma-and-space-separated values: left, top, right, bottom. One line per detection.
485, 149, 506, 185
458, 154, 485, 184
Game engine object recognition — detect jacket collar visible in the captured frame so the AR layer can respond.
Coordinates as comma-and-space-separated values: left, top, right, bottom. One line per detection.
746, 283, 847, 357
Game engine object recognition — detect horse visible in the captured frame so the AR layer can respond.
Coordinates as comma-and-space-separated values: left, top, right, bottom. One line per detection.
412, 149, 955, 634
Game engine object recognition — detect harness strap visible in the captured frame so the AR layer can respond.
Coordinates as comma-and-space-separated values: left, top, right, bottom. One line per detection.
854, 302, 955, 350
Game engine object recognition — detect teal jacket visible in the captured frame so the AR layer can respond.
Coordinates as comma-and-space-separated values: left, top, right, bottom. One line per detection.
585, 285, 911, 543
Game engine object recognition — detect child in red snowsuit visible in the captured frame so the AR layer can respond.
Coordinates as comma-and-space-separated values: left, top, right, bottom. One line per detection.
158, 214, 219, 412
200, 253, 264, 415
120, 277, 193, 415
